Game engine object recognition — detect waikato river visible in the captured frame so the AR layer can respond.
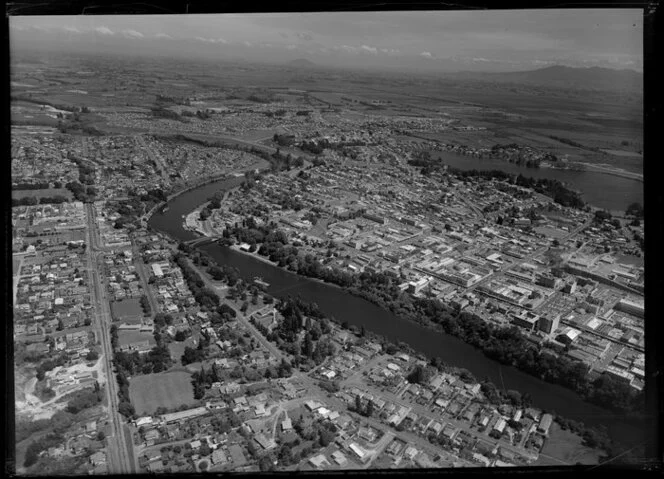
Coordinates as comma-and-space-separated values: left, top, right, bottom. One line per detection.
148, 173, 645, 448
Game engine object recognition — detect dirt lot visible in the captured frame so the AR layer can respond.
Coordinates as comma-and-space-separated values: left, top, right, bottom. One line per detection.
129, 371, 196, 416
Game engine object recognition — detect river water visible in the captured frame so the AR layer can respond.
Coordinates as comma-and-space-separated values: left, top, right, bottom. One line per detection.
149, 174, 644, 448
429, 151, 643, 212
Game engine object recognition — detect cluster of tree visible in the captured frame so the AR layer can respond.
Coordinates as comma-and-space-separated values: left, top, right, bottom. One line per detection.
56, 121, 104, 136
180, 109, 213, 120
23, 432, 66, 467
351, 394, 375, 417
296, 110, 311, 116
406, 364, 435, 385
113, 345, 173, 377
174, 253, 220, 310
12, 195, 69, 206
207, 264, 241, 286
12, 182, 51, 190
273, 134, 296, 147
155, 94, 191, 105
548, 135, 601, 152
65, 383, 103, 414
150, 106, 184, 121
181, 343, 207, 366
140, 188, 168, 203
139, 295, 151, 315
191, 365, 220, 399
65, 181, 96, 203
264, 109, 287, 118
208, 409, 241, 435
625, 202, 644, 219
247, 93, 275, 103
35, 353, 70, 381
318, 379, 341, 393
268, 296, 333, 366
85, 350, 99, 361
292, 415, 337, 448
299, 139, 329, 155
153, 313, 174, 329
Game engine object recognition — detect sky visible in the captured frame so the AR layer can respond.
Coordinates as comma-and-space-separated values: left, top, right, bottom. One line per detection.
9, 10, 643, 72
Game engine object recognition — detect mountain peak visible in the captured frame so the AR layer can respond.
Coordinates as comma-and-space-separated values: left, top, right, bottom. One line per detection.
288, 58, 316, 68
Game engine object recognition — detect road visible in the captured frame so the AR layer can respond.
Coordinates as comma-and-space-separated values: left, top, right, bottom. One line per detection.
135, 135, 170, 183
85, 204, 135, 474
130, 239, 160, 318
12, 254, 25, 306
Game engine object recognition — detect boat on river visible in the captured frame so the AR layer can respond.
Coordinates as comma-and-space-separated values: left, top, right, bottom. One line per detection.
253, 277, 270, 289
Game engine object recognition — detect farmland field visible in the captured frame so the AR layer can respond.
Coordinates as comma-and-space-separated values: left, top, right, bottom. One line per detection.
129, 371, 196, 416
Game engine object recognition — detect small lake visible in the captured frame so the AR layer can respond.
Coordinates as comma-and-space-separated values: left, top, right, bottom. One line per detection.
429, 151, 643, 212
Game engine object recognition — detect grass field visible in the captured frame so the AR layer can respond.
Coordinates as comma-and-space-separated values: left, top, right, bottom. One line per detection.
129, 371, 196, 416
11, 188, 73, 200
533, 422, 605, 466
110, 298, 144, 322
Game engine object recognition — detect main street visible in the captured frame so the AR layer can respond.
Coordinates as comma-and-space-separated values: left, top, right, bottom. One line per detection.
130, 238, 160, 318
135, 135, 170, 183
462, 217, 593, 296
85, 204, 136, 474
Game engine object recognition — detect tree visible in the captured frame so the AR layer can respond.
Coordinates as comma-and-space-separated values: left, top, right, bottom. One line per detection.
258, 455, 274, 471
365, 400, 374, 417
24, 444, 39, 467
199, 442, 212, 456
97, 431, 106, 441
355, 394, 363, 413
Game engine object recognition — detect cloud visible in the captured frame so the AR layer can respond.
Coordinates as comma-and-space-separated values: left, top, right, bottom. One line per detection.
63, 26, 82, 34
339, 45, 358, 53
295, 32, 313, 41
194, 36, 227, 44
243, 41, 253, 47
154, 32, 172, 39
471, 57, 490, 62
420, 51, 433, 58
278, 32, 289, 39
380, 48, 400, 55
286, 44, 297, 50
360, 45, 377, 54
95, 26, 114, 35
123, 29, 144, 39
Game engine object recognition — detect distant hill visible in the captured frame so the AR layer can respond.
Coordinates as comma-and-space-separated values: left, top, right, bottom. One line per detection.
288, 58, 317, 68
453, 65, 642, 91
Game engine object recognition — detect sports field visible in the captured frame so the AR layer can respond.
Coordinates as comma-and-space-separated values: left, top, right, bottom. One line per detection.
110, 298, 144, 322
129, 371, 196, 415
